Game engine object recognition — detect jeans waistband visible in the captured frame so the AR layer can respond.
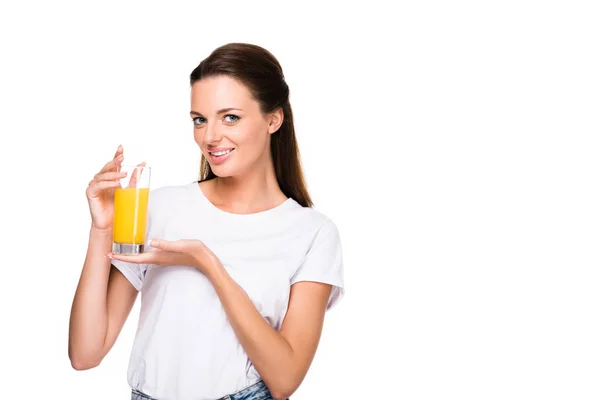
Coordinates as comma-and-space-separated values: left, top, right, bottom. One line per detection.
131, 379, 279, 400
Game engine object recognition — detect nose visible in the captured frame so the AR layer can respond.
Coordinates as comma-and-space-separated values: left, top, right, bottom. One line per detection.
204, 121, 222, 145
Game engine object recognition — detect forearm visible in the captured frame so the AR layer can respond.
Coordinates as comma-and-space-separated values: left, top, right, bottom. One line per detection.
68, 226, 112, 367
207, 265, 299, 398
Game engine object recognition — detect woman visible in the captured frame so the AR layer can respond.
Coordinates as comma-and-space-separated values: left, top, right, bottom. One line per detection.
68, 43, 344, 400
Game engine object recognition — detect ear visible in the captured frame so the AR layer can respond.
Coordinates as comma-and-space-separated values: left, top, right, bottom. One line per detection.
267, 107, 284, 134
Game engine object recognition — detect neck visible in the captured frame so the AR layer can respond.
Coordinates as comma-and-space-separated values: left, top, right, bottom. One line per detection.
210, 158, 287, 213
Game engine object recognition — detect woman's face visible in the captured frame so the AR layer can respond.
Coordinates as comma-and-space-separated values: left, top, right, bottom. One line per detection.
191, 75, 282, 178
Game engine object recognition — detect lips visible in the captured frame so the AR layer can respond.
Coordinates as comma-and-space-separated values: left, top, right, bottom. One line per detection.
207, 148, 235, 165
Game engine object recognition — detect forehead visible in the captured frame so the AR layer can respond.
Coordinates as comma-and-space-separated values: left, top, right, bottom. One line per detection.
191, 76, 255, 110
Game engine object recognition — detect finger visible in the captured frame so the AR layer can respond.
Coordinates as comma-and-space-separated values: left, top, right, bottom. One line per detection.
113, 144, 124, 159
150, 239, 184, 252
87, 180, 121, 198
94, 171, 127, 183
101, 145, 124, 173
150, 239, 167, 250
127, 162, 146, 189
99, 153, 125, 174
108, 251, 153, 264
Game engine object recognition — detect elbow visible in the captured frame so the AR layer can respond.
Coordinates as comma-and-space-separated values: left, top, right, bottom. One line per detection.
265, 366, 305, 399
70, 358, 100, 371
69, 350, 102, 371
268, 381, 297, 400
271, 392, 292, 400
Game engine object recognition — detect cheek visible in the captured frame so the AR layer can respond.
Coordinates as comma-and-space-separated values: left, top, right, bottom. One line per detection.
193, 130, 204, 151
235, 121, 269, 147
194, 128, 203, 142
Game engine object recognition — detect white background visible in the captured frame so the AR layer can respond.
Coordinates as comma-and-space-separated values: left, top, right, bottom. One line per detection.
0, 1, 598, 399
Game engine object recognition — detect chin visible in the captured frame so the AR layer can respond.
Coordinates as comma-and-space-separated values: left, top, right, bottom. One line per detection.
209, 165, 237, 178
208, 156, 254, 178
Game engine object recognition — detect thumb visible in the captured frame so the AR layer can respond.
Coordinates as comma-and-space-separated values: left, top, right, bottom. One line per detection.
151, 239, 182, 252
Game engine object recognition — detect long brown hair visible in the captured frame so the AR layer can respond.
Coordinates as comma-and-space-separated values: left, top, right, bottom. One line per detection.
190, 43, 313, 208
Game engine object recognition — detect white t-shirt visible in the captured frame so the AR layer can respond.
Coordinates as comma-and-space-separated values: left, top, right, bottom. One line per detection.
111, 181, 344, 400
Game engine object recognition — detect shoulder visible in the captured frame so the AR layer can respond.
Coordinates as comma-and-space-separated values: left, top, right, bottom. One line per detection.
286, 202, 340, 241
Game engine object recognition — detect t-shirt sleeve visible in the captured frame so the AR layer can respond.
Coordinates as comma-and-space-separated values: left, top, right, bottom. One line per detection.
290, 218, 345, 311
111, 260, 147, 291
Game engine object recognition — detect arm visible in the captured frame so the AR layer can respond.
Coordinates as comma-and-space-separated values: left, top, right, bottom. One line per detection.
68, 227, 138, 370
106, 218, 344, 397
207, 266, 332, 400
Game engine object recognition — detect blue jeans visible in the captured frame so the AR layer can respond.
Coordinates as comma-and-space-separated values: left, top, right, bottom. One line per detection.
131, 380, 282, 400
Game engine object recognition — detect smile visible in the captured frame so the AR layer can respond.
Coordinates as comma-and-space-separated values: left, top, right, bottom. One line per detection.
208, 148, 235, 165
209, 149, 233, 156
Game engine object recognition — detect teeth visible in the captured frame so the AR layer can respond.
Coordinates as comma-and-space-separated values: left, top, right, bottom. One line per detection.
211, 149, 232, 156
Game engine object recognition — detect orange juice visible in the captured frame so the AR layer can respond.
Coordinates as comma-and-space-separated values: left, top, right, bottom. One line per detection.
113, 187, 150, 244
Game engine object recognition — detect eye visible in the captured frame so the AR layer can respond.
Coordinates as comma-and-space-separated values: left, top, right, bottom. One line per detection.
192, 116, 206, 126
224, 114, 240, 124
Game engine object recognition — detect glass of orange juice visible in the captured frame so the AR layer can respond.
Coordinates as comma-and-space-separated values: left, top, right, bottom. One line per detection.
112, 164, 151, 255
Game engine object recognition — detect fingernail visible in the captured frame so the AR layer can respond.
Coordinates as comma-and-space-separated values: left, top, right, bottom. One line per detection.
118, 145, 123, 152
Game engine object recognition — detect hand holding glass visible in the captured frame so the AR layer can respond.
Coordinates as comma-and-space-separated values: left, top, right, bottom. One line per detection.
112, 164, 151, 255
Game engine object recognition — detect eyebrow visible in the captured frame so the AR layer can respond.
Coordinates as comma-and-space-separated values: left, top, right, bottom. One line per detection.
190, 108, 242, 117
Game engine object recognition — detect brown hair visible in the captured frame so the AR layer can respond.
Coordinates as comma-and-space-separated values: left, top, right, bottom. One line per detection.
190, 43, 313, 208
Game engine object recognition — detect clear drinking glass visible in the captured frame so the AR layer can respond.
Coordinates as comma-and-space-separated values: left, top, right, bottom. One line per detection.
112, 164, 151, 255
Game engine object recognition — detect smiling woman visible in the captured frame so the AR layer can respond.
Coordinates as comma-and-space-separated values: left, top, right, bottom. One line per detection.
68, 43, 345, 400
189, 44, 312, 210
